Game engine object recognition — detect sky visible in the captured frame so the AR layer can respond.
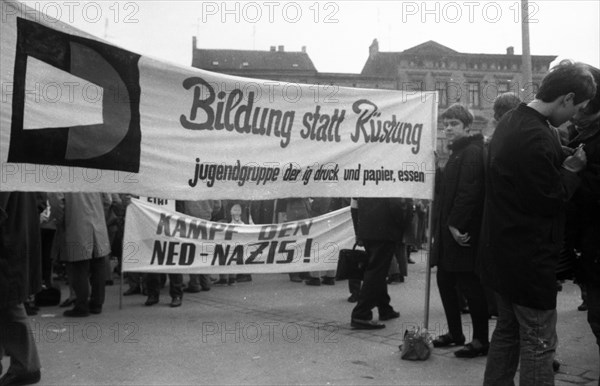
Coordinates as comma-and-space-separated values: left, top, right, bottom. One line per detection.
21, 0, 600, 74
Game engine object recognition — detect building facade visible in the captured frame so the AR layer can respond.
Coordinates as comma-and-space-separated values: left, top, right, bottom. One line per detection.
191, 37, 556, 157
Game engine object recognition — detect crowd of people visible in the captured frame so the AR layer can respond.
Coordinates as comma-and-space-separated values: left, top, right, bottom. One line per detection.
348, 60, 600, 386
1, 60, 599, 386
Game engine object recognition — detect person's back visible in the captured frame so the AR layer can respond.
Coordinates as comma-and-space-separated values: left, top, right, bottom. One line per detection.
482, 103, 568, 309
482, 60, 597, 386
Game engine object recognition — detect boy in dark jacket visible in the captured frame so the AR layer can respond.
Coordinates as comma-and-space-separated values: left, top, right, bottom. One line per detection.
431, 104, 489, 358
481, 61, 596, 385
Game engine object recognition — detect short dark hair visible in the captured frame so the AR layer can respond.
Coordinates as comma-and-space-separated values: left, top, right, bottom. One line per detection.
582, 65, 600, 115
441, 104, 473, 127
493, 92, 521, 121
536, 60, 597, 104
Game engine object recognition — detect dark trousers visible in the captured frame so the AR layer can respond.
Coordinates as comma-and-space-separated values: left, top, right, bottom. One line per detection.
0, 303, 41, 375
349, 279, 361, 296
66, 257, 106, 312
351, 240, 395, 321
436, 268, 489, 343
146, 274, 183, 299
587, 284, 600, 385
40, 228, 55, 287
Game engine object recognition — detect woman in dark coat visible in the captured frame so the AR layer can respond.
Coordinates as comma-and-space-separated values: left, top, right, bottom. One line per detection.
431, 104, 489, 357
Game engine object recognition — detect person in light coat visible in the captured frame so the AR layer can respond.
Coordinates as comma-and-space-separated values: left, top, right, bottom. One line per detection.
49, 193, 110, 317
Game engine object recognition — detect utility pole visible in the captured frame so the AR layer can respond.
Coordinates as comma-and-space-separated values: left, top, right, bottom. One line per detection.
521, 0, 533, 102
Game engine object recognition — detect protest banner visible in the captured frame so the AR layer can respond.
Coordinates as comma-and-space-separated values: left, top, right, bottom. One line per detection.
122, 198, 354, 274
1, 1, 437, 200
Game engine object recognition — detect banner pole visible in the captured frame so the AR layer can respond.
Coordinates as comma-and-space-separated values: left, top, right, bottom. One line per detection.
423, 198, 434, 330
424, 95, 439, 331
119, 261, 123, 310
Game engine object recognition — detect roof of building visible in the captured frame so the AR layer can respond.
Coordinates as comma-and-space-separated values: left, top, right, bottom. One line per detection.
361, 40, 557, 77
192, 47, 317, 73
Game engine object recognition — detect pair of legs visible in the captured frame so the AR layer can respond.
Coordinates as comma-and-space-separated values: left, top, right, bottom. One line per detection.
65, 256, 106, 313
351, 240, 396, 321
586, 284, 600, 385
146, 274, 183, 300
187, 274, 211, 291
483, 293, 557, 386
436, 268, 489, 345
0, 303, 41, 379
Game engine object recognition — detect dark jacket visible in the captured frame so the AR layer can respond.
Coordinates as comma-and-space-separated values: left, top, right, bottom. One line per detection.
431, 134, 485, 272
356, 198, 409, 242
0, 192, 42, 309
480, 104, 580, 310
568, 121, 600, 285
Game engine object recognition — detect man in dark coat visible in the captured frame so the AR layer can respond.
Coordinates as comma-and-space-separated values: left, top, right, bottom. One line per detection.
350, 198, 406, 329
481, 61, 596, 385
566, 65, 600, 374
430, 104, 489, 358
0, 192, 42, 385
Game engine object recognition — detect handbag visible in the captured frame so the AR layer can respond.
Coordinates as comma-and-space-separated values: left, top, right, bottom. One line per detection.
400, 328, 433, 361
34, 285, 61, 307
335, 244, 368, 281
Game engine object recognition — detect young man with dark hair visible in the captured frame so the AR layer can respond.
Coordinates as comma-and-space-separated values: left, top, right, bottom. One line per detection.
481, 60, 596, 385
431, 104, 489, 358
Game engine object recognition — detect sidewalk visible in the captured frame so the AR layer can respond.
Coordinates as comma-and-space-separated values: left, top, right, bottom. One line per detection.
3, 249, 598, 385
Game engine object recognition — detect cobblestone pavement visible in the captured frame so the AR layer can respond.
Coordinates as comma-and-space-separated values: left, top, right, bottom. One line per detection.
3, 250, 598, 385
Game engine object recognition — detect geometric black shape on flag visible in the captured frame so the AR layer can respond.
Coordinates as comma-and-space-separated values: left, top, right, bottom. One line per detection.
8, 18, 141, 173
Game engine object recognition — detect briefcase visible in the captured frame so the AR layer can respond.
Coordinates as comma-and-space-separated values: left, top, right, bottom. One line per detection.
336, 244, 368, 281
35, 286, 61, 307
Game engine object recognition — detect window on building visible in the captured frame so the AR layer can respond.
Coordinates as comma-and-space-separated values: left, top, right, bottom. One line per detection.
436, 82, 448, 107
403, 80, 423, 93
242, 62, 249, 67
467, 82, 480, 107
498, 82, 510, 93
212, 61, 219, 66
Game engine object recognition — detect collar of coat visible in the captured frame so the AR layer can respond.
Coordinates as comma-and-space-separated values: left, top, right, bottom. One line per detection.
448, 133, 484, 152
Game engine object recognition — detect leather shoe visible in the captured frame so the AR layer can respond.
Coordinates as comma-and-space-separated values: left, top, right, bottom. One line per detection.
578, 301, 588, 311
379, 310, 400, 321
351, 318, 385, 330
123, 287, 141, 296
144, 296, 159, 306
454, 341, 489, 358
183, 287, 201, 293
0, 369, 41, 386
305, 278, 321, 286
432, 333, 465, 348
321, 277, 335, 285
170, 297, 182, 307
347, 294, 358, 303
89, 304, 102, 315
59, 298, 75, 308
63, 308, 90, 318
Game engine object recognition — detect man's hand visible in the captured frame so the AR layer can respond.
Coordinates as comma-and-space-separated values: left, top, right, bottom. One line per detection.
449, 225, 470, 247
562, 145, 587, 173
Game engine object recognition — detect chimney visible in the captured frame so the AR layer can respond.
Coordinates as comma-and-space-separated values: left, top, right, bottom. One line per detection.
278, 45, 284, 52
192, 36, 197, 50
369, 39, 379, 58
301, 46, 306, 53
506, 46, 514, 55
270, 46, 276, 52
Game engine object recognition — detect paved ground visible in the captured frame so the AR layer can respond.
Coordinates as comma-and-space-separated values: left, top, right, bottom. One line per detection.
2, 249, 598, 385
